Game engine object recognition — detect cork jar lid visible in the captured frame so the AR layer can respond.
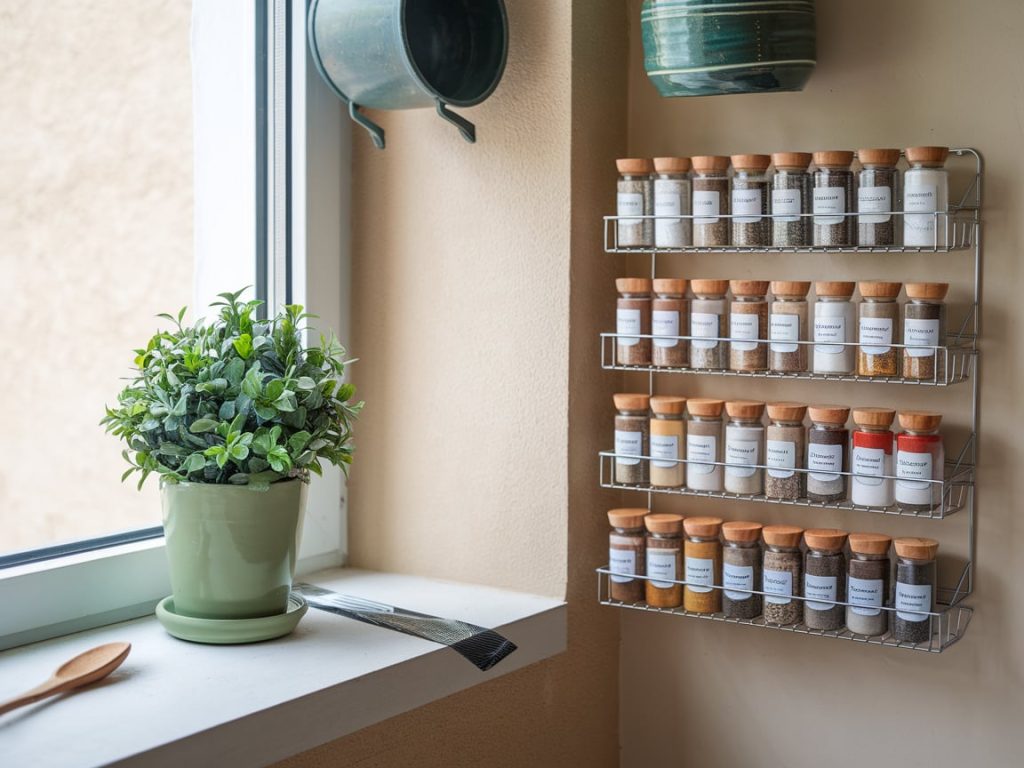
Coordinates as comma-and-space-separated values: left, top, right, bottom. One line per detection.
651, 395, 687, 416
691, 279, 730, 296
616, 277, 652, 294
608, 508, 647, 529
730, 154, 771, 172
852, 407, 896, 429
807, 404, 850, 426
815, 281, 856, 299
904, 146, 949, 167
858, 281, 903, 300
653, 278, 688, 296
905, 282, 950, 301
645, 513, 684, 535
725, 400, 765, 420
762, 524, 803, 548
683, 516, 723, 538
849, 532, 893, 556
898, 410, 943, 431
722, 520, 764, 543
771, 280, 811, 299
691, 155, 730, 172
653, 156, 691, 174
771, 152, 812, 170
894, 536, 939, 560
730, 280, 770, 297
687, 398, 725, 418
616, 158, 654, 174
812, 150, 855, 169
857, 148, 901, 167
804, 528, 849, 552
613, 393, 651, 411
766, 401, 807, 422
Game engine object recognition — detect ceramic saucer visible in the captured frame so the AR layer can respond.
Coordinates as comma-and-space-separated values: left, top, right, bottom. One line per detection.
155, 594, 308, 644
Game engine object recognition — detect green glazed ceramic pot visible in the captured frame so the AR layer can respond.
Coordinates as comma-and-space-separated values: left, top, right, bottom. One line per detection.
161, 480, 308, 620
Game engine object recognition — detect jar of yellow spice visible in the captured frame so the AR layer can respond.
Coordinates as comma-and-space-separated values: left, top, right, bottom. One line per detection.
646, 513, 684, 608
650, 396, 686, 488
683, 516, 723, 614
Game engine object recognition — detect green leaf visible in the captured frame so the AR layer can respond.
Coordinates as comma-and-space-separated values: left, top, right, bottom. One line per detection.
264, 379, 285, 402
272, 393, 296, 412
189, 418, 220, 434
218, 400, 236, 421
185, 453, 207, 473
224, 357, 245, 386
295, 376, 316, 391
254, 404, 277, 421
241, 364, 263, 398
288, 431, 311, 454
158, 443, 188, 457
337, 383, 356, 402
232, 333, 253, 359
230, 444, 250, 461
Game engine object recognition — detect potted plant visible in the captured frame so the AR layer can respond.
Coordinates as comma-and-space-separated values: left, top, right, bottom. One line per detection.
103, 289, 361, 624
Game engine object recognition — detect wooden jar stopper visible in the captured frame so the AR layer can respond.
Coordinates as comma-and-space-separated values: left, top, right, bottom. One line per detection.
691, 279, 730, 296
608, 508, 647, 529
653, 278, 688, 296
771, 152, 812, 171
731, 154, 771, 172
898, 410, 943, 431
683, 516, 723, 538
691, 155, 730, 172
722, 521, 764, 543
857, 148, 901, 167
858, 281, 903, 300
849, 532, 892, 556
905, 282, 949, 301
804, 528, 848, 552
763, 525, 804, 548
730, 280, 770, 297
808, 404, 850, 426
725, 400, 766, 420
771, 281, 811, 299
687, 398, 725, 418
616, 277, 652, 294
852, 407, 896, 429
815, 281, 856, 299
651, 396, 687, 416
894, 537, 939, 560
613, 393, 651, 411
616, 158, 654, 174
812, 150, 854, 168
645, 513, 684, 535
904, 146, 949, 167
767, 402, 807, 422
653, 157, 691, 174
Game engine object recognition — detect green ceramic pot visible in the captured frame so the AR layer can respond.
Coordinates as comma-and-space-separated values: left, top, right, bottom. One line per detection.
161, 480, 308, 620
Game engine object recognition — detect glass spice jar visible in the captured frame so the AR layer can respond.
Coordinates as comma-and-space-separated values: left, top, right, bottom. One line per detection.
649, 396, 686, 489
690, 279, 730, 370
762, 525, 804, 626
724, 400, 765, 496
771, 152, 812, 247
730, 154, 771, 247
903, 146, 950, 248
893, 537, 939, 644
903, 282, 949, 381
857, 148, 901, 246
729, 280, 769, 372
895, 411, 945, 512
851, 408, 896, 509
806, 405, 850, 502
846, 532, 892, 637
769, 281, 810, 373
686, 398, 724, 492
858, 281, 902, 377
765, 401, 807, 500
652, 278, 689, 368
653, 156, 692, 248
613, 393, 650, 486
684, 516, 723, 614
615, 277, 652, 367
811, 150, 855, 247
803, 528, 848, 631
813, 281, 857, 375
607, 509, 647, 604
722, 521, 764, 620
615, 158, 654, 248
691, 156, 731, 247
645, 513, 685, 608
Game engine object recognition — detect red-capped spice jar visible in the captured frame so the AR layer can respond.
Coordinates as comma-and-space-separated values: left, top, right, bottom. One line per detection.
895, 411, 944, 512
850, 407, 896, 508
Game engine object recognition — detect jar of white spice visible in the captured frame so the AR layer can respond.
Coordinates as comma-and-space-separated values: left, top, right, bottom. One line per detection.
615, 158, 654, 248
690, 279, 730, 370
724, 400, 765, 496
653, 157, 692, 248
813, 281, 857, 375
903, 146, 950, 248
769, 280, 811, 373
686, 398, 724, 492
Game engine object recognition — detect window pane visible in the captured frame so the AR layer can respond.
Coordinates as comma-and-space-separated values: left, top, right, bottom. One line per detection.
0, 1, 193, 555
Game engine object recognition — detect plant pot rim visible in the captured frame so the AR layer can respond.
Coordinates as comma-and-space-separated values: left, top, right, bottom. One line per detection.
162, 478, 306, 491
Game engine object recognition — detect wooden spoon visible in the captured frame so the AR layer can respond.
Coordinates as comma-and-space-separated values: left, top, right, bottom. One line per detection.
0, 642, 131, 716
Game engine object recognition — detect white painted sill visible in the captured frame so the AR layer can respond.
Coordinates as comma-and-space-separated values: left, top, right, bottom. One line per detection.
0, 568, 566, 768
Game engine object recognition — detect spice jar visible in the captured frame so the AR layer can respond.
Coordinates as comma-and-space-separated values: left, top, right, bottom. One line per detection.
895, 411, 944, 512
803, 528, 848, 631
615, 158, 654, 248
686, 398, 724, 492
806, 405, 850, 502
650, 396, 686, 489
858, 281, 902, 377
615, 277, 652, 367
813, 281, 857, 375
691, 156, 730, 247
846, 532, 892, 637
730, 154, 771, 247
903, 146, 950, 248
769, 281, 810, 373
613, 393, 650, 486
645, 513, 684, 608
811, 151, 855, 247
653, 157, 692, 248
893, 537, 939, 644
684, 516, 723, 614
724, 400, 765, 496
903, 282, 948, 381
722, 521, 763, 620
762, 525, 803, 626
729, 280, 769, 372
771, 152, 812, 247
690, 279, 730, 370
608, 509, 647, 603
857, 148, 901, 247
765, 402, 807, 500
851, 407, 896, 509
652, 278, 689, 368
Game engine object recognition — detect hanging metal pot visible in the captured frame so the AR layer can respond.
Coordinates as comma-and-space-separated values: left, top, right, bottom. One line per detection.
308, 0, 509, 149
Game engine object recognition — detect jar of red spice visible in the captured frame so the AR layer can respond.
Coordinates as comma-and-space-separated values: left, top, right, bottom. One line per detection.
851, 407, 896, 509
895, 411, 945, 512
607, 509, 647, 603
645, 513, 684, 608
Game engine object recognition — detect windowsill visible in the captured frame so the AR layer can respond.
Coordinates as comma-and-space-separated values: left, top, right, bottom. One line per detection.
0, 568, 566, 768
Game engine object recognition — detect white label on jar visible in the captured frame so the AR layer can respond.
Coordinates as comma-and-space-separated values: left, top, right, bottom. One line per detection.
814, 315, 847, 355
693, 190, 720, 224
732, 188, 763, 224
650, 434, 680, 469
813, 187, 846, 225
723, 563, 754, 601
652, 310, 680, 348
609, 549, 637, 584
859, 316, 893, 355
904, 318, 940, 358
647, 549, 677, 589
848, 576, 884, 616
730, 312, 760, 352
858, 185, 892, 224
763, 569, 793, 604
617, 192, 644, 225
805, 573, 837, 611
691, 312, 720, 350
904, 184, 938, 239
897, 450, 934, 490
808, 442, 843, 482
895, 582, 933, 622
686, 556, 714, 593
654, 187, 683, 246
726, 438, 759, 478
616, 308, 642, 348
853, 446, 886, 487
766, 439, 796, 479
772, 188, 802, 222
615, 430, 642, 466
686, 434, 717, 475
770, 313, 800, 353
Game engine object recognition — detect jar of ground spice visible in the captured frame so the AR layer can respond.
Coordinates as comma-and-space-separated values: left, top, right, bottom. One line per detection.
613, 393, 650, 486
684, 516, 723, 614
686, 398, 724, 492
903, 146, 950, 248
858, 281, 902, 378
769, 281, 810, 373
645, 513, 684, 608
691, 279, 730, 370
813, 281, 857, 375
762, 525, 804, 626
803, 528, 848, 631
811, 151, 855, 247
851, 407, 896, 509
765, 402, 807, 500
724, 400, 765, 496
729, 280, 769, 372
893, 537, 939, 644
691, 156, 731, 247
806, 405, 850, 503
903, 282, 948, 381
895, 411, 945, 512
615, 158, 654, 248
730, 154, 771, 247
608, 509, 647, 604
771, 152, 812, 247
722, 521, 763, 620
857, 148, 901, 247
653, 157, 692, 248
615, 278, 652, 367
652, 278, 689, 368
650, 396, 686, 489
846, 532, 892, 637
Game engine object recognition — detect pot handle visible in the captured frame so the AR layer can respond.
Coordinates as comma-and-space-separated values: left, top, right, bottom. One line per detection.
435, 100, 476, 144
349, 102, 386, 150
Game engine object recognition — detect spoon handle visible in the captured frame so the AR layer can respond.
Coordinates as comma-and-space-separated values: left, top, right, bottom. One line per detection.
0, 678, 68, 716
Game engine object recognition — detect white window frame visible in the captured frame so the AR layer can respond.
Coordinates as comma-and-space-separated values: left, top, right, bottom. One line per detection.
0, 0, 351, 651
